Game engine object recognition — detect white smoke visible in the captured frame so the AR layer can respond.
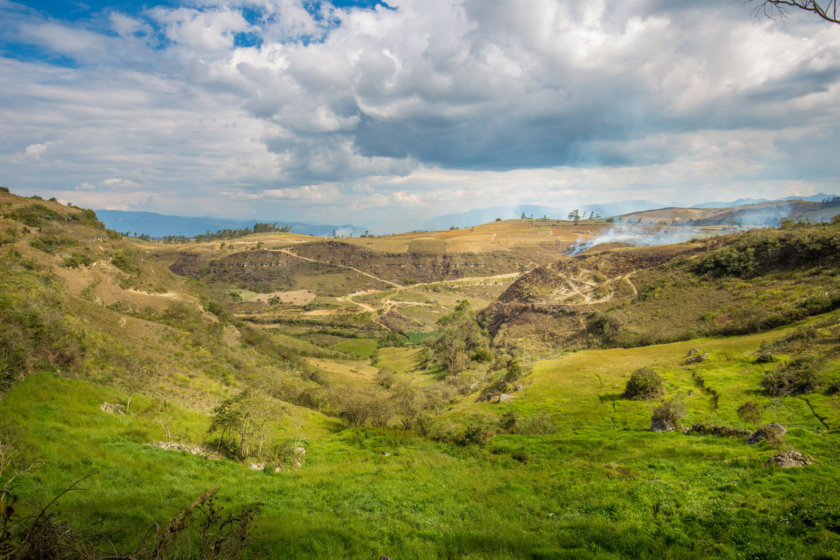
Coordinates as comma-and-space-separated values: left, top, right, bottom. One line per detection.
731, 204, 791, 227
565, 224, 702, 256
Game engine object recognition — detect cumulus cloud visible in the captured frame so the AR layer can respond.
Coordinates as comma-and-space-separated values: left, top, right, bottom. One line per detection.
0, 0, 838, 230
23, 140, 60, 160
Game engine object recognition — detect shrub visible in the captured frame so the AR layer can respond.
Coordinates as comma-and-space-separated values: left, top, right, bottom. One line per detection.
696, 246, 757, 277
762, 357, 820, 396
376, 366, 396, 389
472, 346, 493, 363
61, 252, 92, 268
623, 367, 664, 400
505, 357, 524, 382
378, 331, 409, 347
0, 228, 16, 246
756, 351, 776, 364
460, 424, 493, 446
111, 249, 140, 274
3, 204, 56, 227
737, 401, 762, 426
651, 399, 686, 431
498, 410, 521, 433
29, 235, 78, 253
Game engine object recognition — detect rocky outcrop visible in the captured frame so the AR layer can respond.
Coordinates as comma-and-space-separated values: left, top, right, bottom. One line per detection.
766, 451, 814, 468
747, 424, 787, 445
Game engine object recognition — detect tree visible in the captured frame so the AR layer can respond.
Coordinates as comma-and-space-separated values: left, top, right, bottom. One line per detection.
432, 300, 491, 377
750, 0, 839, 24
567, 209, 581, 223
208, 389, 279, 459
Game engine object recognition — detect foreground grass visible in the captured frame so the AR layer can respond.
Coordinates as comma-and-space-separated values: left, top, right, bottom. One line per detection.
3, 370, 840, 558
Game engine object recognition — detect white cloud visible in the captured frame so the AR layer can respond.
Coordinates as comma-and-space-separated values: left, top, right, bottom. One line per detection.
102, 177, 143, 190
149, 6, 251, 53
23, 140, 60, 160
0, 0, 838, 231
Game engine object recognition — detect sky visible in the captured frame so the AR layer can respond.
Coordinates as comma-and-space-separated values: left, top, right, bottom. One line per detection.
1, 0, 839, 231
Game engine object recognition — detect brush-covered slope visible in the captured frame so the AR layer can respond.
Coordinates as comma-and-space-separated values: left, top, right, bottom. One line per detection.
0, 189, 340, 407
482, 220, 840, 354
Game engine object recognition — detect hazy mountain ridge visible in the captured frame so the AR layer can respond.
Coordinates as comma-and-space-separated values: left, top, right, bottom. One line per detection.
422, 200, 660, 230
95, 209, 366, 238
691, 193, 837, 208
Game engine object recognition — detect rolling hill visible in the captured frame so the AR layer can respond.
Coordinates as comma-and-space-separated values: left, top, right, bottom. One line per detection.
1, 188, 840, 559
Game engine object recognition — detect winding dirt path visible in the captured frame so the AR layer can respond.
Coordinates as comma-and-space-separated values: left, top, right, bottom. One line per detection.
277, 248, 524, 330
622, 273, 638, 297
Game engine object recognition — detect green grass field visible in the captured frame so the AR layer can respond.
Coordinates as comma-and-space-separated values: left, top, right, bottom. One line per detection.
4, 314, 840, 558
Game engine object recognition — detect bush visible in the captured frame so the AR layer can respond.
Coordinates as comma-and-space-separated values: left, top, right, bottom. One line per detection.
472, 346, 493, 363
651, 399, 686, 431
61, 252, 92, 268
376, 366, 395, 389
378, 331, 409, 347
498, 410, 521, 433
460, 424, 493, 446
695, 222, 840, 277
737, 401, 762, 426
111, 249, 140, 274
29, 235, 78, 253
3, 204, 57, 227
762, 357, 820, 396
623, 368, 664, 400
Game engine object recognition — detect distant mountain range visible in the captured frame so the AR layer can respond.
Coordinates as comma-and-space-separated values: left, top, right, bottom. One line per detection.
97, 193, 839, 238
422, 200, 661, 231
421, 194, 838, 231
691, 193, 837, 208
94, 210, 366, 238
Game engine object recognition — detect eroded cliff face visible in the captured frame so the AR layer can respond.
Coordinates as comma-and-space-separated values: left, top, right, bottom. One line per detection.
169, 241, 525, 294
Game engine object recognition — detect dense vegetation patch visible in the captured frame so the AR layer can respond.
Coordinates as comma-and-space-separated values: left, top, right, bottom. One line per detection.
622, 367, 664, 400
0, 254, 84, 387
695, 221, 840, 277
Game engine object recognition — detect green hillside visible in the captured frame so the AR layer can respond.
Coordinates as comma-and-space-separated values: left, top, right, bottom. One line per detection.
1, 189, 840, 559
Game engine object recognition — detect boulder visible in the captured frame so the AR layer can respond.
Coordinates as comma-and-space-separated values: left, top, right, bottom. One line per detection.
747, 423, 787, 445
651, 417, 676, 432
766, 451, 814, 468
100, 402, 126, 415
685, 352, 709, 364
756, 351, 776, 364
498, 393, 514, 403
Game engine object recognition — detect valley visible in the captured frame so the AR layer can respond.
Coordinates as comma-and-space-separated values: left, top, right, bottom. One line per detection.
1, 189, 840, 558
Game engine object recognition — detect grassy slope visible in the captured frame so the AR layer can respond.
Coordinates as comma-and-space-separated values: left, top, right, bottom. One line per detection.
3, 316, 840, 558
2, 192, 840, 558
